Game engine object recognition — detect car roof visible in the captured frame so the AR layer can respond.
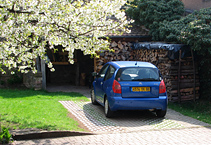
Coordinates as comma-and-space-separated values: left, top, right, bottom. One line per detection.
108, 61, 157, 69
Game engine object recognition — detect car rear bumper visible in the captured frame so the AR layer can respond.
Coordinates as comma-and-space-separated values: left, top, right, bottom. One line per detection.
108, 96, 168, 111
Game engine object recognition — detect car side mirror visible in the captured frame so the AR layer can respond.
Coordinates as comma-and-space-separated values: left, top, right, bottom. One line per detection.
92, 72, 98, 77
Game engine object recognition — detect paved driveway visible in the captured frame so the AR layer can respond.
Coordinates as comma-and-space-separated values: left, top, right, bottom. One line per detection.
15, 85, 211, 145
59, 101, 210, 134
16, 127, 211, 145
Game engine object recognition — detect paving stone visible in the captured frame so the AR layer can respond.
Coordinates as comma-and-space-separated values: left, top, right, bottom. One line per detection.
59, 101, 211, 134
15, 127, 211, 145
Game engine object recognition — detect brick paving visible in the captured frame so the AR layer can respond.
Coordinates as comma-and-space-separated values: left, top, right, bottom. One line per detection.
15, 127, 211, 145
59, 101, 209, 133
14, 85, 211, 145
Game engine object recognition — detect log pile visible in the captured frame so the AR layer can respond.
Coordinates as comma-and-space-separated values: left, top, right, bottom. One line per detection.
95, 41, 134, 72
133, 49, 200, 102
95, 40, 200, 102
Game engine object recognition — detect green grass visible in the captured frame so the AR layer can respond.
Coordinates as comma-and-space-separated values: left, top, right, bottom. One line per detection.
168, 100, 211, 125
0, 88, 89, 131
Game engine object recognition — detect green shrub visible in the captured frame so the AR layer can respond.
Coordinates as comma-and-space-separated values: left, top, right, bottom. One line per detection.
0, 127, 12, 144
7, 72, 23, 85
126, 0, 184, 40
0, 80, 5, 85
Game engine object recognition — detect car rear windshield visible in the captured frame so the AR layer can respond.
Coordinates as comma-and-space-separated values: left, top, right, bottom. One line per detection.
115, 67, 161, 81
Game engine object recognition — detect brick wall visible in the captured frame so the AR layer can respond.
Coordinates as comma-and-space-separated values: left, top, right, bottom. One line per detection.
182, 0, 211, 11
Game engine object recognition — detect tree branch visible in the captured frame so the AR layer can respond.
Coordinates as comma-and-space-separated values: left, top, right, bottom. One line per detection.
7, 8, 45, 15
78, 28, 96, 36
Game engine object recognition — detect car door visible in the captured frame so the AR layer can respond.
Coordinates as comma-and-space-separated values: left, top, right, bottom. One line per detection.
102, 65, 116, 99
95, 64, 109, 104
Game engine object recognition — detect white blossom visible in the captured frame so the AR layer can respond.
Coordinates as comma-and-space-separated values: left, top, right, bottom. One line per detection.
0, 0, 132, 73
50, 68, 55, 72
47, 62, 53, 68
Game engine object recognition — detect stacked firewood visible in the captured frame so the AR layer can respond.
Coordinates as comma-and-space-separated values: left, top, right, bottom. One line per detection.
133, 49, 200, 102
95, 40, 200, 102
167, 59, 200, 102
95, 41, 134, 72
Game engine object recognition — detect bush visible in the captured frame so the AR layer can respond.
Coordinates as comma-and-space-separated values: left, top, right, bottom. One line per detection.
126, 0, 184, 40
0, 127, 12, 144
7, 71, 23, 85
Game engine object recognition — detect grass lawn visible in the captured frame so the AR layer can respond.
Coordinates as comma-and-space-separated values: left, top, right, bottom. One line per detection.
168, 100, 211, 125
0, 88, 89, 131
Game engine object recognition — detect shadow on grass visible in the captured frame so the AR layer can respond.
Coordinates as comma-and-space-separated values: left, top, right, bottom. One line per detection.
0, 88, 85, 99
1, 117, 57, 130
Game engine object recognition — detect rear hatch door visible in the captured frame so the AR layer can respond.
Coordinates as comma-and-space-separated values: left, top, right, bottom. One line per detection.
120, 81, 160, 98
116, 67, 161, 98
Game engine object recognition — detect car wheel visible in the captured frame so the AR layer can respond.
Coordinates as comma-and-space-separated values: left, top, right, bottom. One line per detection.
156, 109, 167, 118
104, 97, 114, 118
91, 88, 98, 105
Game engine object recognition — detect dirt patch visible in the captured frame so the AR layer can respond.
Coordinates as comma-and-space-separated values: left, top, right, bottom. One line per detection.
68, 112, 90, 132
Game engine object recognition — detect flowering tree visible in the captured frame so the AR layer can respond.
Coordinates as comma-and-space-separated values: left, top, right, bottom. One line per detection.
0, 0, 131, 74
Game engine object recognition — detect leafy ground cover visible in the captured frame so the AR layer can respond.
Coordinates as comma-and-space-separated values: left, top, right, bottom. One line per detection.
168, 100, 211, 125
0, 88, 89, 131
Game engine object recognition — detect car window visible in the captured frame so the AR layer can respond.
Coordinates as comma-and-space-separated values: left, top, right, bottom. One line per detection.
115, 67, 160, 81
98, 64, 109, 78
104, 65, 116, 81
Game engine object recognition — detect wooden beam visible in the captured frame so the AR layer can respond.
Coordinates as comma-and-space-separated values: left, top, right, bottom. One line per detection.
75, 62, 79, 86
52, 62, 69, 65
178, 50, 181, 103
191, 49, 196, 102
36, 57, 41, 72
94, 57, 97, 72
41, 59, 46, 90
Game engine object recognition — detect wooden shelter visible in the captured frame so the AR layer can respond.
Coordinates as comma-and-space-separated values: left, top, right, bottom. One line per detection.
38, 24, 152, 89
94, 42, 199, 102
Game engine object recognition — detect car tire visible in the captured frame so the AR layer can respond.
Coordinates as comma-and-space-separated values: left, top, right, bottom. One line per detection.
91, 88, 98, 105
156, 109, 167, 118
104, 97, 114, 118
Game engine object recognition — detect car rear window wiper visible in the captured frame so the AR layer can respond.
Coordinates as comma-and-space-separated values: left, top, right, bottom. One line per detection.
132, 78, 160, 81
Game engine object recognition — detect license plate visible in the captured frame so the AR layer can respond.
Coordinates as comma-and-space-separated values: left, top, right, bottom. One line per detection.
132, 87, 150, 92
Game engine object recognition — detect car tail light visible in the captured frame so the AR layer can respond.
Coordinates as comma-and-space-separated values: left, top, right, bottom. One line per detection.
112, 80, 121, 94
159, 80, 166, 94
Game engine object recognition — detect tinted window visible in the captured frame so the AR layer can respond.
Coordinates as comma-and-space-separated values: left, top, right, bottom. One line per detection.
98, 64, 109, 78
104, 65, 116, 81
115, 67, 160, 81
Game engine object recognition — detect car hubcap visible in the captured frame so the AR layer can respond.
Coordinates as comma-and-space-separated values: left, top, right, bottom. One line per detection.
105, 100, 108, 115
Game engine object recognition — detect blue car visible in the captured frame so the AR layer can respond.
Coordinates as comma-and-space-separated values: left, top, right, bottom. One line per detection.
91, 61, 168, 118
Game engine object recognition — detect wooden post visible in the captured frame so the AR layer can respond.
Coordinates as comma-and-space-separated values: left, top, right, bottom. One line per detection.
135, 50, 139, 61
41, 59, 46, 90
75, 62, 80, 86
74, 50, 80, 86
178, 50, 181, 103
94, 57, 96, 72
36, 57, 41, 72
191, 49, 196, 101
